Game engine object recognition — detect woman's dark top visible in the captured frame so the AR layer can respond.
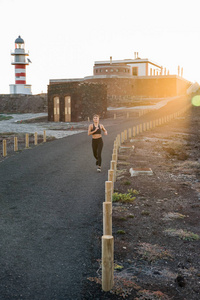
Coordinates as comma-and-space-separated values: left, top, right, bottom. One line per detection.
92, 124, 101, 135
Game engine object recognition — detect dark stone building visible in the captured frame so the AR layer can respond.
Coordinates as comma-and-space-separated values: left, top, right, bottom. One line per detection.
48, 81, 107, 122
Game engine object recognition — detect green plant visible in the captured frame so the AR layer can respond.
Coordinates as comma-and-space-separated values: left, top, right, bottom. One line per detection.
0, 115, 13, 121
114, 263, 124, 270
141, 210, 150, 216
119, 217, 126, 221
117, 230, 126, 234
112, 192, 136, 203
128, 214, 135, 218
127, 188, 139, 195
123, 180, 131, 185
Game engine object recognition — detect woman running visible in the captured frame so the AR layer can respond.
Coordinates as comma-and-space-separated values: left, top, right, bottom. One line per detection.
88, 114, 107, 172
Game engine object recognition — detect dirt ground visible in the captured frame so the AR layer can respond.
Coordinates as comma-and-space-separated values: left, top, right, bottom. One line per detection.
84, 105, 200, 299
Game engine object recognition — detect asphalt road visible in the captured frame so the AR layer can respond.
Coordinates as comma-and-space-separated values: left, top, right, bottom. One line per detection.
0, 97, 189, 299
0, 115, 141, 300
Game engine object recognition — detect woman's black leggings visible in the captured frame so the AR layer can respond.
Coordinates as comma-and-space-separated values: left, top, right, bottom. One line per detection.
92, 138, 103, 167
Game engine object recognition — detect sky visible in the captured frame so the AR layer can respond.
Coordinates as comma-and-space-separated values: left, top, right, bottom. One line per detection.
1, 0, 200, 95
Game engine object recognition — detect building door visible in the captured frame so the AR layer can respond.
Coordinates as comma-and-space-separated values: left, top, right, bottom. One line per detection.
65, 96, 71, 122
54, 96, 60, 122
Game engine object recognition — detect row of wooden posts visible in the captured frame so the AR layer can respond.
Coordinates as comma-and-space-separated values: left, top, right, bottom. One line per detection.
2, 130, 47, 157
101, 102, 191, 292
87, 109, 149, 123
113, 108, 151, 120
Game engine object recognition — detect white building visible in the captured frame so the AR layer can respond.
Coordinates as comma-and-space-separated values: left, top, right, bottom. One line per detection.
93, 53, 164, 78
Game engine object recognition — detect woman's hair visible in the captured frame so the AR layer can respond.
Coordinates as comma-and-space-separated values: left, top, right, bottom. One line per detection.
93, 114, 100, 118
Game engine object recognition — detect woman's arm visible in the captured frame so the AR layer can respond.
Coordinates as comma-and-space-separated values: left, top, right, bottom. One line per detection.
100, 124, 108, 135
88, 124, 98, 136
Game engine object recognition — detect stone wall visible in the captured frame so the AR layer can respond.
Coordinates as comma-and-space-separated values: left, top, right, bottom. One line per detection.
85, 76, 191, 106
48, 82, 107, 122
0, 94, 47, 113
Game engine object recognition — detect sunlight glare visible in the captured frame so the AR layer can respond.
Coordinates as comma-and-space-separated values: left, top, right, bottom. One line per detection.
192, 95, 200, 107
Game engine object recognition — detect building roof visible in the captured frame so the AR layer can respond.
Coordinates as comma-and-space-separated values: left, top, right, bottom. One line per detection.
94, 58, 162, 68
15, 35, 24, 44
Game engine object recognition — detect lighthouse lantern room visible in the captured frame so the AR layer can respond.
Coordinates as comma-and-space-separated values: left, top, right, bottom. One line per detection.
9, 35, 32, 94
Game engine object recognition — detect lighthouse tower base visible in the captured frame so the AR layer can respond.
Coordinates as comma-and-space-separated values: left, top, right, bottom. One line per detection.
9, 84, 32, 95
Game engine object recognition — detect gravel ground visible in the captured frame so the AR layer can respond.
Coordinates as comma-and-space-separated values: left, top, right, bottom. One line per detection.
83, 104, 200, 299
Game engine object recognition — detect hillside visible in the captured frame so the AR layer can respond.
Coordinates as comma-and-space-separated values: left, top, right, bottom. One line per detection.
0, 94, 47, 113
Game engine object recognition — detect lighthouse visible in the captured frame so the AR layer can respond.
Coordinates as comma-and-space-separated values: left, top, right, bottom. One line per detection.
9, 35, 32, 94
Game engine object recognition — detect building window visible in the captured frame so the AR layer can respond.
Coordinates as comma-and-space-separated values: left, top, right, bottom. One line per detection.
132, 67, 138, 76
96, 69, 98, 73
106, 69, 108, 72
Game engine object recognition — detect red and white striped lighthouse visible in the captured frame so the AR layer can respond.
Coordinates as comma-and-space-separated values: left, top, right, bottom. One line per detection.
10, 35, 32, 94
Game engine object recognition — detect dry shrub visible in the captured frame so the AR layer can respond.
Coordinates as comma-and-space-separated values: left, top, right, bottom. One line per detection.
137, 243, 173, 262
162, 212, 186, 221
164, 228, 199, 241
136, 289, 171, 300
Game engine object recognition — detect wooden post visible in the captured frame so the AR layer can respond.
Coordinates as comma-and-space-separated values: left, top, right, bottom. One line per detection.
3, 140, 7, 157
113, 143, 118, 154
34, 132, 38, 145
103, 202, 112, 235
102, 235, 114, 292
25, 134, 29, 149
140, 124, 143, 133
123, 130, 127, 141
14, 137, 18, 152
133, 126, 136, 137
128, 128, 132, 139
108, 169, 114, 192
121, 132, 124, 144
110, 160, 116, 182
43, 130, 46, 143
112, 152, 117, 162
114, 113, 116, 120
105, 181, 113, 202
117, 134, 121, 147
136, 125, 139, 135
113, 149, 118, 160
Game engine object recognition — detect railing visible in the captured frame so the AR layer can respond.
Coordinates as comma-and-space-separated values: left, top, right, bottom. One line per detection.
1, 130, 47, 158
